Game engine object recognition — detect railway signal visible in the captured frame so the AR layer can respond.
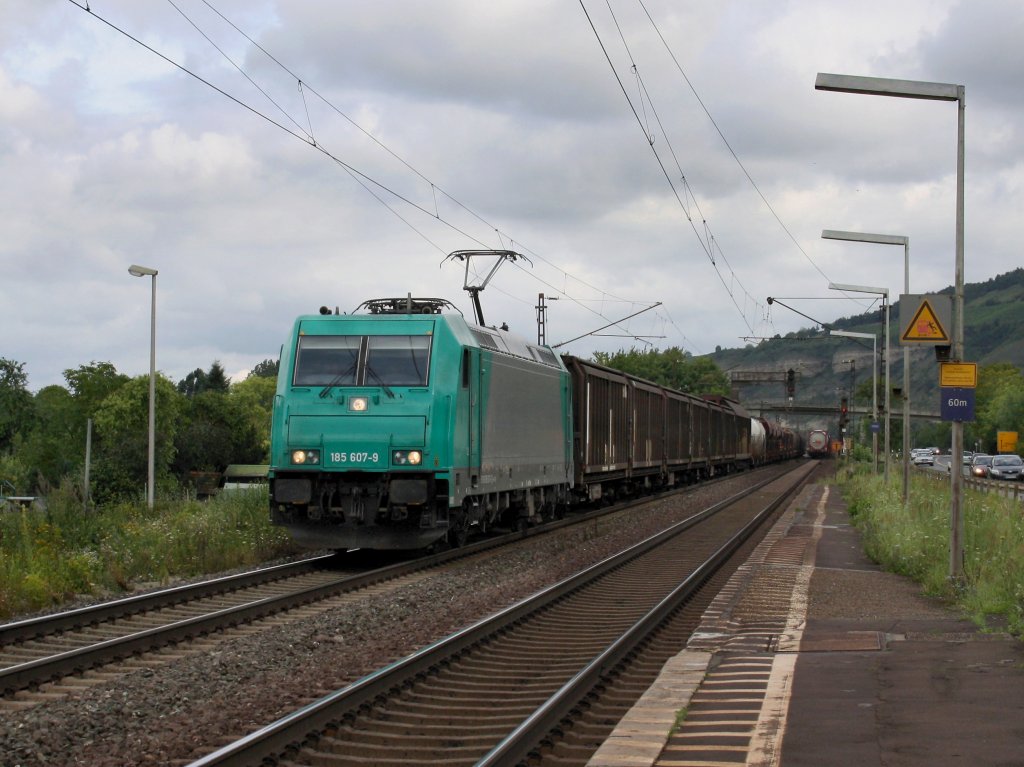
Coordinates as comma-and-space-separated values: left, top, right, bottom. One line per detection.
839, 397, 849, 431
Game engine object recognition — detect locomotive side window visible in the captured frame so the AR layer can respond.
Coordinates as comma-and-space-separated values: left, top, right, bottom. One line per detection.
365, 336, 431, 386
293, 336, 361, 386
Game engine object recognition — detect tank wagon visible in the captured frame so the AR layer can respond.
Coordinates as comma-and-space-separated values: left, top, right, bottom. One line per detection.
751, 417, 804, 465
806, 428, 831, 458
268, 298, 801, 551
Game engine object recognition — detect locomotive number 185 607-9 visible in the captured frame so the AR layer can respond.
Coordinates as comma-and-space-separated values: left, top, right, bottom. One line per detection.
329, 451, 381, 464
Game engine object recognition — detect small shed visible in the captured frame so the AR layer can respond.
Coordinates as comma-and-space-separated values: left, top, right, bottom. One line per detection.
222, 464, 270, 492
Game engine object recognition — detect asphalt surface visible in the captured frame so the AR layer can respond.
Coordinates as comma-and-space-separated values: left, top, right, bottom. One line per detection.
781, 478, 1024, 766
588, 470, 1024, 767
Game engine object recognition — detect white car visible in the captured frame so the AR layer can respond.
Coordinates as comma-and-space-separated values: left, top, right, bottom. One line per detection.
911, 449, 934, 466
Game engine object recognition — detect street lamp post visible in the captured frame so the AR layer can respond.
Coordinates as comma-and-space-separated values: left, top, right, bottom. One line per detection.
128, 264, 158, 509
829, 283, 890, 481
815, 72, 966, 581
831, 330, 878, 473
823, 230, 910, 503
842, 356, 856, 431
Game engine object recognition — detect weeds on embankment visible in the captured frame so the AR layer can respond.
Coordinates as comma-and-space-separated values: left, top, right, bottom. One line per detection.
0, 482, 297, 620
838, 467, 1024, 636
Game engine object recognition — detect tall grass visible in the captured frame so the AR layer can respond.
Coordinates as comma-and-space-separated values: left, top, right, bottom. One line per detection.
839, 467, 1024, 634
0, 480, 297, 619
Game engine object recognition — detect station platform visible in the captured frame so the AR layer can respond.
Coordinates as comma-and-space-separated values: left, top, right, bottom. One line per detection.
587, 477, 1024, 767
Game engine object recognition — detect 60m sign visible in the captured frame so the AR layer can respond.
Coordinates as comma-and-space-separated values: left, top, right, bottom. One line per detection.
940, 387, 975, 423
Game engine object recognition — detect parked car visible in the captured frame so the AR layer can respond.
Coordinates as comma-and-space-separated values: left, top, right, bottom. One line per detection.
970, 454, 993, 478
988, 454, 1024, 481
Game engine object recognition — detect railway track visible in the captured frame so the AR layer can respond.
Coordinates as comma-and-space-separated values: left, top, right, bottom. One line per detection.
0, 471, 752, 706
188, 461, 815, 767
0, 553, 352, 700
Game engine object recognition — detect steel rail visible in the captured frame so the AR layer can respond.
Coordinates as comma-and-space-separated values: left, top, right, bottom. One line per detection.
0, 553, 338, 645
1, 468, 775, 696
1, 467, 743, 648
185, 465, 803, 767
477, 462, 815, 766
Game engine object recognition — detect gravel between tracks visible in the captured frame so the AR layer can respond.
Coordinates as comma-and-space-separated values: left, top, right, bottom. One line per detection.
2, 473, 791, 767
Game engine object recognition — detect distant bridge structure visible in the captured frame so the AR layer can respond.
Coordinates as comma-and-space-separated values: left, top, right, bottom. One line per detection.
746, 401, 942, 422
729, 370, 941, 422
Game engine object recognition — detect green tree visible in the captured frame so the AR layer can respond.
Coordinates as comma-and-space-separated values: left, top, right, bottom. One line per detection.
12, 362, 133, 495
913, 420, 951, 451
172, 389, 263, 475
91, 375, 183, 503
678, 355, 731, 396
177, 367, 208, 398
178, 360, 231, 397
63, 361, 129, 473
206, 360, 230, 393
0, 358, 34, 452
969, 363, 1024, 453
230, 374, 276, 458
985, 386, 1024, 455
0, 451, 31, 495
64, 361, 129, 413
593, 347, 730, 395
18, 385, 77, 491
249, 358, 280, 379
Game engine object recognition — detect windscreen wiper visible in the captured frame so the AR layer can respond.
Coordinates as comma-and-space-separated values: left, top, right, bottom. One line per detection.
319, 362, 357, 398
364, 365, 395, 399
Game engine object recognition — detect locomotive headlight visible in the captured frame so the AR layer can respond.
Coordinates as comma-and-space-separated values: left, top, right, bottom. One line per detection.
392, 450, 422, 466
291, 449, 320, 465
349, 396, 369, 412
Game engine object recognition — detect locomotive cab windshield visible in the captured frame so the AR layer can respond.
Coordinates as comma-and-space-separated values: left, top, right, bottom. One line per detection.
294, 334, 431, 389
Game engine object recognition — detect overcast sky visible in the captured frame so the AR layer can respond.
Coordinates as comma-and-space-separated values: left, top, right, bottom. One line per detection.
3, 0, 1021, 391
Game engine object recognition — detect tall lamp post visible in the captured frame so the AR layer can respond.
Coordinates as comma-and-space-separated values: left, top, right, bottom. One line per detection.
831, 330, 878, 473
128, 264, 158, 509
839, 360, 856, 454
823, 230, 910, 503
815, 72, 966, 582
829, 283, 890, 481
841, 357, 856, 435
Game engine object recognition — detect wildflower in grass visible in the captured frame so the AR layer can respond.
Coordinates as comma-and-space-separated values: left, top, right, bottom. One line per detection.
839, 469, 1024, 635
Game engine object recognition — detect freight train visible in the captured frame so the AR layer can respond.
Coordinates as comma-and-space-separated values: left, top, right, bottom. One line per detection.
268, 297, 803, 550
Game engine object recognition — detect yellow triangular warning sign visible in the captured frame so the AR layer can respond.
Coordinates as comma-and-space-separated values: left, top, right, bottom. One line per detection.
902, 299, 949, 342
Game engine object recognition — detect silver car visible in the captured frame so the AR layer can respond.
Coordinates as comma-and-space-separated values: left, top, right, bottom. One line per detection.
911, 449, 934, 466
988, 454, 1024, 481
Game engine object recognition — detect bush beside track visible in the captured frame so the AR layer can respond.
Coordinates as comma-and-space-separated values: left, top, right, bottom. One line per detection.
838, 465, 1024, 636
0, 483, 297, 619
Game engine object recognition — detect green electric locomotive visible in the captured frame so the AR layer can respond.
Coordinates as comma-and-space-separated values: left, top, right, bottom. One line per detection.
268, 297, 573, 550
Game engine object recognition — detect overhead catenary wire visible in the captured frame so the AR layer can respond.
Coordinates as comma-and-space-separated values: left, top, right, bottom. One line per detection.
187, 0, 672, 336
195, 0, 680, 350
581, 0, 758, 335
68, 0, 681, 352
635, 0, 834, 287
